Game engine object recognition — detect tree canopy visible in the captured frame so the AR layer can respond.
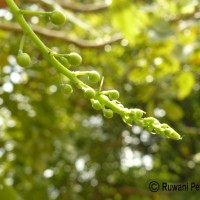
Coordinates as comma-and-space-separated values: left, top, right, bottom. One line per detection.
0, 0, 200, 199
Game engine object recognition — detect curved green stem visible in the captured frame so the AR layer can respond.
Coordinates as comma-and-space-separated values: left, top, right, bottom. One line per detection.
6, 0, 87, 88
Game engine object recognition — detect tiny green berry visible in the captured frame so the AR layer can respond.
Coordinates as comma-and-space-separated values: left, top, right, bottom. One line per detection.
63, 84, 73, 94
60, 57, 71, 68
129, 109, 144, 119
88, 71, 100, 83
67, 52, 82, 66
84, 88, 95, 99
16, 52, 31, 67
161, 123, 169, 129
108, 90, 120, 100
103, 109, 113, 119
143, 117, 158, 126
49, 10, 66, 26
122, 115, 132, 125
91, 99, 102, 110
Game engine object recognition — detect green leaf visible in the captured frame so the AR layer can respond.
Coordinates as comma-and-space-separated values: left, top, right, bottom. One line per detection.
111, 0, 148, 45
0, 184, 23, 200
163, 102, 184, 121
175, 71, 195, 99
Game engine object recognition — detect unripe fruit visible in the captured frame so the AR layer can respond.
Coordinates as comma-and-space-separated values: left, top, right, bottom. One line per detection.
129, 109, 144, 119
60, 57, 70, 68
84, 88, 95, 99
108, 90, 120, 100
49, 10, 66, 26
67, 52, 82, 66
63, 84, 73, 94
91, 99, 102, 110
16, 52, 31, 67
88, 71, 100, 83
122, 116, 132, 125
103, 108, 113, 119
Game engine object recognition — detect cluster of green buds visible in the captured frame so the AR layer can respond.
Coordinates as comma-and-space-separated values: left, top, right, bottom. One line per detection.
120, 109, 181, 140
16, 9, 67, 67
10, 1, 181, 141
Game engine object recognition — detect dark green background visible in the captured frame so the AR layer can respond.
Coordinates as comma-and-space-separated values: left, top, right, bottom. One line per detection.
0, 0, 200, 199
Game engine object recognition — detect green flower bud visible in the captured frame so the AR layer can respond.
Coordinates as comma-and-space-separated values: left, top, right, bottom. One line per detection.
88, 71, 100, 83
16, 52, 31, 67
91, 99, 102, 110
63, 84, 73, 94
129, 109, 145, 119
108, 90, 120, 100
103, 108, 113, 119
49, 10, 66, 26
59, 57, 71, 68
67, 52, 82, 66
84, 88, 95, 99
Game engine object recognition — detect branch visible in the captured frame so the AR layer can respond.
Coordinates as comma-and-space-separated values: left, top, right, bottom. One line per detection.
59, 1, 109, 13
170, 6, 200, 22
0, 21, 123, 48
27, 0, 110, 12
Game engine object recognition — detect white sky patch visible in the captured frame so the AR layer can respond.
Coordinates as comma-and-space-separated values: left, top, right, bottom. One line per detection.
122, 130, 140, 145
75, 158, 85, 172
132, 125, 142, 134
121, 147, 142, 169
183, 44, 193, 55
154, 107, 166, 118
82, 115, 103, 128
10, 72, 22, 84
48, 85, 57, 93
154, 57, 163, 65
43, 169, 54, 178
140, 130, 150, 143
142, 154, 153, 171
145, 75, 154, 83
2, 82, 13, 93
31, 16, 39, 24
121, 147, 154, 171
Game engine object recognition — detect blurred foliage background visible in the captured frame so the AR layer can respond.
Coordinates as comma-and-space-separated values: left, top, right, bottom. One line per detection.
0, 0, 200, 199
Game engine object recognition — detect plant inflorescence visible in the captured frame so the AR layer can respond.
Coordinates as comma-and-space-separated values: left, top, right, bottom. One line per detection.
6, 0, 181, 140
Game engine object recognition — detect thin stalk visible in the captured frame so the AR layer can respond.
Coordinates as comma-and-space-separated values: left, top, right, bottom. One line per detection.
18, 33, 26, 52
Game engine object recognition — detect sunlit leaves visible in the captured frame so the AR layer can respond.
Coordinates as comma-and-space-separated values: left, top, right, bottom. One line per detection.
163, 102, 184, 121
111, 0, 149, 45
175, 71, 195, 99
0, 184, 22, 200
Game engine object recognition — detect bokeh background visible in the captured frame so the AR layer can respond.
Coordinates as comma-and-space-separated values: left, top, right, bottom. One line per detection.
0, 0, 200, 199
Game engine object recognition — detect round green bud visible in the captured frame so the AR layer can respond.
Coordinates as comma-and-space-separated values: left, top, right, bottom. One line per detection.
161, 123, 169, 129
49, 10, 66, 26
108, 90, 120, 100
153, 125, 163, 135
88, 71, 100, 83
135, 119, 144, 126
122, 116, 133, 125
84, 88, 95, 99
146, 126, 154, 132
60, 57, 71, 68
16, 52, 31, 67
103, 108, 113, 119
129, 109, 144, 119
63, 84, 73, 94
91, 99, 102, 110
144, 117, 158, 127
168, 130, 182, 140
67, 52, 82, 66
